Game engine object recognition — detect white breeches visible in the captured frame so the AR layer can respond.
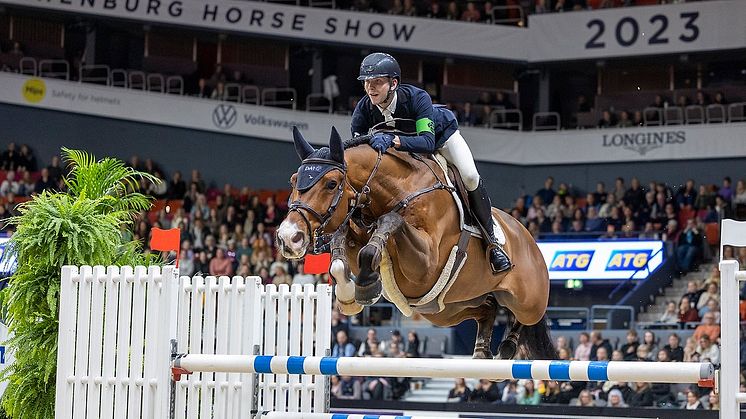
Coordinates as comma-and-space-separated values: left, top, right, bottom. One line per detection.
439, 130, 481, 191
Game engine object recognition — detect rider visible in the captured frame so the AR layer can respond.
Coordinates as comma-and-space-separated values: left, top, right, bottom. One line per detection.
351, 52, 511, 274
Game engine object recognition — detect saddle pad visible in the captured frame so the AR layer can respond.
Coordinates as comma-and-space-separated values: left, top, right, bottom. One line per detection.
433, 153, 505, 245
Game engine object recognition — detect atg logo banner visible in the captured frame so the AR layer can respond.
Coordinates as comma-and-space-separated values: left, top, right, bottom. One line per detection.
539, 241, 664, 281
549, 251, 594, 271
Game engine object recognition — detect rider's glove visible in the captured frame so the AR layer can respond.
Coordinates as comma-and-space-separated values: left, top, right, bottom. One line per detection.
369, 133, 395, 153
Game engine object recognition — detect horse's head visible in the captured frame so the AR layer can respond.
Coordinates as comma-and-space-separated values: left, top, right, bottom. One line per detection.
277, 126, 350, 259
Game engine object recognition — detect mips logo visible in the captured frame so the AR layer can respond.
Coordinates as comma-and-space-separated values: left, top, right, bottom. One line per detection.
212, 104, 237, 129
22, 78, 46, 103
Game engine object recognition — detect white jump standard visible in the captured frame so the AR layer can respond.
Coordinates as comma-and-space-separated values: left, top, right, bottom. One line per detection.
172, 355, 714, 385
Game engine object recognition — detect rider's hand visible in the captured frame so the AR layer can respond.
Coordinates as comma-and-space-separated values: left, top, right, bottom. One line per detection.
369, 132, 395, 153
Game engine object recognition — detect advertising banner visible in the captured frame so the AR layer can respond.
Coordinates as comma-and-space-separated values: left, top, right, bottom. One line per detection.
537, 240, 665, 281
3, 73, 746, 164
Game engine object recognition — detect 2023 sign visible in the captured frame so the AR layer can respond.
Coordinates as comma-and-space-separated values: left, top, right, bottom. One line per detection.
585, 12, 699, 49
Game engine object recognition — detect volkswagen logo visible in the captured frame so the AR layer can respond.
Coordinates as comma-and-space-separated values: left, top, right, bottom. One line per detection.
212, 104, 237, 129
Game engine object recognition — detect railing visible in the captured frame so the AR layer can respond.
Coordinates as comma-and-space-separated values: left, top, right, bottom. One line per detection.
305, 93, 332, 113
545, 307, 590, 330
38, 59, 69, 80
729, 102, 746, 122
489, 108, 522, 131
491, 5, 524, 26
79, 64, 110, 85
262, 87, 297, 110
532, 111, 560, 131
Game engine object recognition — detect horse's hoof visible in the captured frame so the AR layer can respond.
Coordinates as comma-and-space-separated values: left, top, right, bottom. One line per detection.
355, 280, 382, 306
495, 340, 517, 360
337, 299, 364, 316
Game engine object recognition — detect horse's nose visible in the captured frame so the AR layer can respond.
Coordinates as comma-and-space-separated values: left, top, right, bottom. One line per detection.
291, 231, 304, 244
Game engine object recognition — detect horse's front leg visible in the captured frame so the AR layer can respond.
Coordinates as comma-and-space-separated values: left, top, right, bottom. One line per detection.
328, 225, 364, 315
355, 212, 405, 305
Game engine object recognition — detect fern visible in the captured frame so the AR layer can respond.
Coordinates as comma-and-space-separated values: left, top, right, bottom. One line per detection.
0, 149, 159, 419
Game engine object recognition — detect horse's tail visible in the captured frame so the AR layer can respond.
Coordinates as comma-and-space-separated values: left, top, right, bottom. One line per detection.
517, 315, 556, 360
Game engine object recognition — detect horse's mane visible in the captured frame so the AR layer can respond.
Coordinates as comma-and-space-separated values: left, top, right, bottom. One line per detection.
305, 136, 371, 160
343, 136, 370, 150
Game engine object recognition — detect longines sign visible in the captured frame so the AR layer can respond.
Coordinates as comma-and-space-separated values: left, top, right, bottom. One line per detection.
3, 73, 746, 165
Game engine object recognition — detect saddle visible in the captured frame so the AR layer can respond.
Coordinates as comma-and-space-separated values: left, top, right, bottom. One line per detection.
376, 153, 505, 317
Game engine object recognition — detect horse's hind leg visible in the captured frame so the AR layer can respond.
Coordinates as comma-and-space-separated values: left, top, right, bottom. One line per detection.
356, 212, 405, 305
496, 318, 523, 360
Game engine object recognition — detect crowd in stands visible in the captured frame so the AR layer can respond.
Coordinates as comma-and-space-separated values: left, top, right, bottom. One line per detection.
446, 327, 722, 409
334, 0, 707, 26
504, 175, 746, 276
329, 318, 422, 400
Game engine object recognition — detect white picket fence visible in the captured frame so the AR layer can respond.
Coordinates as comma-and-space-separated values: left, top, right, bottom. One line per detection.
54, 265, 332, 419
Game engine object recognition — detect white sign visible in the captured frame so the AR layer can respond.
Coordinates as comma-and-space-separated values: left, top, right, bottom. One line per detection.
537, 240, 665, 281
529, 0, 746, 61
3, 73, 746, 164
3, 0, 744, 61
0, 0, 528, 61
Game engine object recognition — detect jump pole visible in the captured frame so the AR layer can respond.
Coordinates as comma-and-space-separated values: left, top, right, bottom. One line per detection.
172, 355, 714, 385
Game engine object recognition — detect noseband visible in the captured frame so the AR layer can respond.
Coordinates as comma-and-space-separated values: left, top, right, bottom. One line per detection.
287, 152, 383, 255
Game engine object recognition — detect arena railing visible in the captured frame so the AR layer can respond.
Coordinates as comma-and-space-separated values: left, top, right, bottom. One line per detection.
489, 108, 522, 131
79, 64, 110, 86
728, 102, 746, 122
532, 111, 561, 131
38, 59, 69, 80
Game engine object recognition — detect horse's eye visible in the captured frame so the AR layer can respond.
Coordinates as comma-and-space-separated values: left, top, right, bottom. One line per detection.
326, 180, 338, 190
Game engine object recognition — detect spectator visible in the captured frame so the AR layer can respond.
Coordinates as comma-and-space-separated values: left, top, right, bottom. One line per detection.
590, 331, 613, 361
334, 376, 362, 400
168, 171, 187, 199
620, 330, 640, 361
679, 296, 700, 324
0, 171, 20, 196
607, 389, 628, 408
211, 81, 226, 100
332, 330, 357, 357
194, 78, 211, 98
292, 262, 317, 285
193, 250, 210, 275
676, 94, 689, 108
576, 389, 595, 407
576, 95, 591, 112
617, 110, 633, 128
18, 171, 35, 196
1, 143, 19, 171
34, 168, 56, 194
642, 331, 659, 359
460, 2, 481, 21
447, 378, 472, 402
481, 1, 493, 23
719, 176, 734, 202
664, 333, 684, 362
676, 218, 703, 275
389, 0, 403, 14
405, 331, 421, 357
683, 389, 704, 409
517, 380, 541, 405
574, 332, 591, 361
358, 328, 381, 356
459, 102, 478, 126
425, 1, 445, 18
693, 312, 720, 343
271, 264, 292, 286
682, 281, 704, 308
597, 110, 616, 128
697, 282, 719, 310
701, 299, 721, 322
695, 335, 720, 366
676, 179, 697, 209
659, 301, 679, 324
402, 0, 417, 15
469, 379, 500, 403
445, 1, 459, 19
47, 155, 64, 182
708, 390, 719, 410
17, 144, 36, 172
381, 330, 404, 356
632, 110, 644, 126
209, 247, 234, 276
628, 382, 653, 407
713, 91, 727, 106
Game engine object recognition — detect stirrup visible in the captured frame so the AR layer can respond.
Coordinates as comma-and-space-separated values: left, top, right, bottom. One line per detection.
487, 244, 512, 275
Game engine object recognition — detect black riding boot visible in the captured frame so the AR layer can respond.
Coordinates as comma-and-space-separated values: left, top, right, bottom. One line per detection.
468, 180, 512, 274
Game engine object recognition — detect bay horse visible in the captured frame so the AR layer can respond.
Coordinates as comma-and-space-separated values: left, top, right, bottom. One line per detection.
277, 127, 553, 360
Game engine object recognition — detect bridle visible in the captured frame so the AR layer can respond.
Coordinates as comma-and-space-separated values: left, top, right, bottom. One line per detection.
287, 151, 383, 254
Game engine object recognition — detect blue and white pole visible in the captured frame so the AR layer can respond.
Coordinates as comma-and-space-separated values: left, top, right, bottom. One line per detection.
172, 354, 713, 384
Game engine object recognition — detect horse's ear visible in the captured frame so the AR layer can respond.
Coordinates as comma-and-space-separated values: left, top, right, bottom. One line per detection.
293, 126, 315, 161
329, 126, 344, 164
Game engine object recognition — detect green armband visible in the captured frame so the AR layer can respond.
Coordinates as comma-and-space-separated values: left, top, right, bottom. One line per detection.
416, 118, 435, 134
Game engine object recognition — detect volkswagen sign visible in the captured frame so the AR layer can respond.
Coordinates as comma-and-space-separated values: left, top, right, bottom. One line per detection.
212, 104, 237, 129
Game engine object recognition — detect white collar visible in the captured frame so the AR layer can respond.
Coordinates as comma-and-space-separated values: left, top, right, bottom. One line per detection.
376, 91, 398, 116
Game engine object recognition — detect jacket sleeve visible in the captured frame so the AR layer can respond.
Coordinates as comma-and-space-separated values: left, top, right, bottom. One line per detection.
397, 91, 436, 154
351, 98, 369, 137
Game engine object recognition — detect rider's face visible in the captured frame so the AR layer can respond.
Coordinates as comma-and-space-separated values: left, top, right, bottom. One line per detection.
364, 77, 394, 106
